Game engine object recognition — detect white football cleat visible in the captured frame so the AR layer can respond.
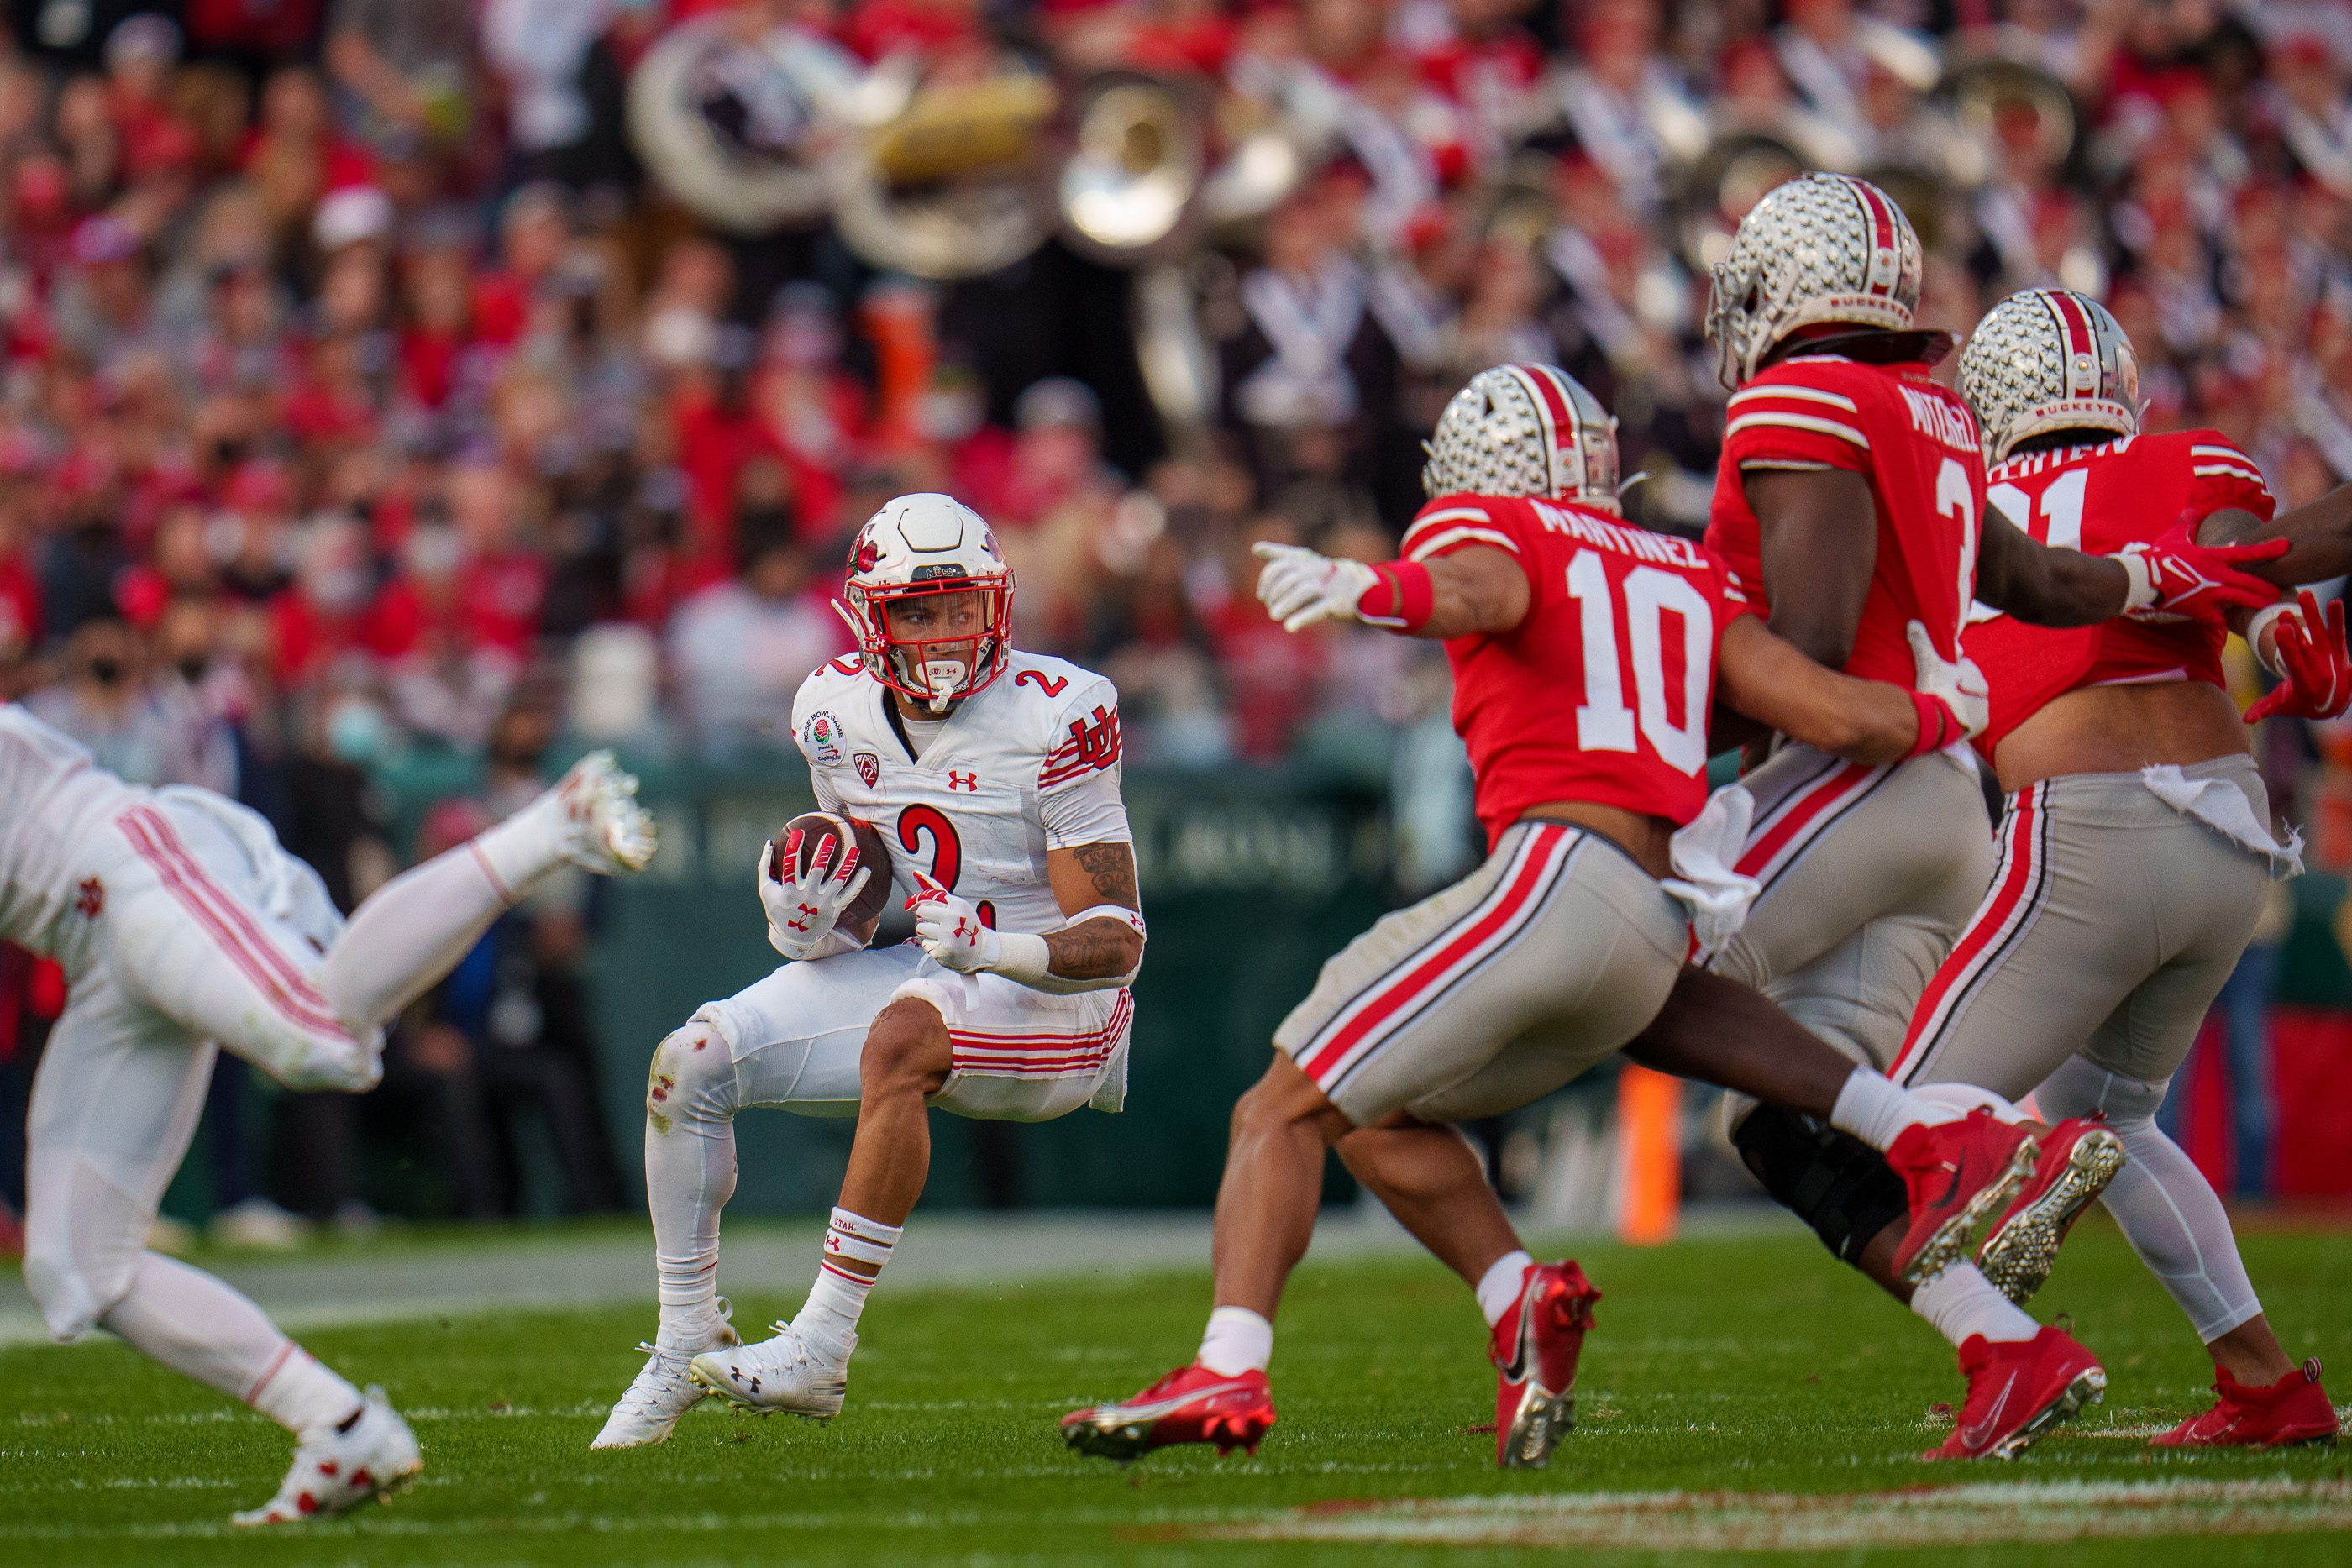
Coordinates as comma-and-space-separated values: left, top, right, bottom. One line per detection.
591, 1303, 741, 1450
231, 1387, 421, 1526
688, 1321, 853, 1421
551, 750, 658, 874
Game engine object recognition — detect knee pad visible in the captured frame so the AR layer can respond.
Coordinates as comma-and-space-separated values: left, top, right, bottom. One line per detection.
648, 1022, 735, 1128
1731, 1105, 1910, 1266
2034, 1053, 2163, 1133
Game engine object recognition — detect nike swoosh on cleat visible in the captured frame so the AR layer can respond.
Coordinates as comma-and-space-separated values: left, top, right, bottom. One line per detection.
1078, 1381, 1257, 1424
1960, 1371, 2019, 1450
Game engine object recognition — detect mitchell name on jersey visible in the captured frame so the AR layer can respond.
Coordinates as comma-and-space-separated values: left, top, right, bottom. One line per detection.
789, 651, 1126, 937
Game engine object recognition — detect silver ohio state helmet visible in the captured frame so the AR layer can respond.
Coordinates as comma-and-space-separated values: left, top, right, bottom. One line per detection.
1956, 288, 2140, 467
1421, 364, 1621, 509
837, 493, 1015, 711
1707, 172, 1925, 389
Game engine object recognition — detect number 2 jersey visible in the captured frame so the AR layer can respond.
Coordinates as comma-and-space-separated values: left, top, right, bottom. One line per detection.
790, 652, 1132, 936
1406, 493, 1756, 846
1706, 353, 1984, 687
1964, 430, 2277, 757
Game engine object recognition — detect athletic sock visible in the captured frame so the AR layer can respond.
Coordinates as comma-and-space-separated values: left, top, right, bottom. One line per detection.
791, 1208, 900, 1361
101, 1253, 362, 1439
1198, 1306, 1273, 1377
1830, 1070, 2027, 1151
1909, 1262, 2041, 1347
1475, 1250, 1536, 1328
648, 1027, 738, 1341
318, 840, 526, 1031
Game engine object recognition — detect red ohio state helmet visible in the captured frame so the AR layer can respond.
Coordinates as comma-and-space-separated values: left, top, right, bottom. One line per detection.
836, 493, 1015, 711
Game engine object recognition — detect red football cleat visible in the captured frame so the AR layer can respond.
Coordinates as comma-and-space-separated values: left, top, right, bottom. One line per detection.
1976, 1115, 2126, 1304
1886, 1109, 2040, 1286
1489, 1259, 1602, 1469
1923, 1326, 2104, 1460
1059, 1364, 1276, 1461
2151, 1358, 2339, 1450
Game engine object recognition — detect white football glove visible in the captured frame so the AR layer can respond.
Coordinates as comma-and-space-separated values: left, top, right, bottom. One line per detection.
1906, 619, 1989, 741
759, 830, 871, 961
910, 873, 999, 973
1252, 542, 1378, 633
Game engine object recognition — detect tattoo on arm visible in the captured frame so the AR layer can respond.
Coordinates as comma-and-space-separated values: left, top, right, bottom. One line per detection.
1071, 841, 1139, 908
1042, 920, 1142, 979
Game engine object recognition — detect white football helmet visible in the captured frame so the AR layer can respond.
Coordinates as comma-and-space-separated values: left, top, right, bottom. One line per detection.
1421, 364, 1621, 510
1956, 288, 2140, 467
1706, 171, 1926, 389
837, 493, 1015, 711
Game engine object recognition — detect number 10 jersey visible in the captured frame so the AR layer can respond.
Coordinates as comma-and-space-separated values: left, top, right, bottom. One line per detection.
1407, 494, 1756, 846
789, 651, 1131, 936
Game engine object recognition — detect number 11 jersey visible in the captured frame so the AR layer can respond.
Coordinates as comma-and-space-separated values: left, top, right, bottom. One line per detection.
789, 652, 1131, 936
1407, 494, 1756, 846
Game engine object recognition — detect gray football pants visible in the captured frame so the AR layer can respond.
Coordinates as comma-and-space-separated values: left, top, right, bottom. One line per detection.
1892, 756, 2278, 1341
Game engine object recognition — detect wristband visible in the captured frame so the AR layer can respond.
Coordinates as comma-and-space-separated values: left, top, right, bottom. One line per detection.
1356, 559, 1435, 633
1903, 691, 1958, 759
989, 930, 1053, 986
1067, 904, 1147, 940
2110, 548, 2155, 613
2245, 601, 2292, 679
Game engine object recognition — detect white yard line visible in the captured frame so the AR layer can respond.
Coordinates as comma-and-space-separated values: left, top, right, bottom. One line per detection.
1204, 1477, 2352, 1550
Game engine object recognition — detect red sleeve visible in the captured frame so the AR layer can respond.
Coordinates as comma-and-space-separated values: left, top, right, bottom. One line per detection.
1722, 366, 1875, 475
1705, 548, 1761, 626
1399, 495, 1536, 562
2182, 436, 2276, 524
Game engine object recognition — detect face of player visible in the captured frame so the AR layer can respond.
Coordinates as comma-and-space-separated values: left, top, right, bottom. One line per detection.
883, 589, 986, 710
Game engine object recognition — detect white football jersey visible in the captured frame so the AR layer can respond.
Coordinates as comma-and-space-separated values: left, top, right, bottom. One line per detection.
790, 651, 1130, 937
0, 704, 139, 952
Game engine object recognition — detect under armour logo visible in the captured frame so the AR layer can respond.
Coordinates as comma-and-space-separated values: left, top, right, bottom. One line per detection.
947, 770, 979, 793
953, 916, 975, 940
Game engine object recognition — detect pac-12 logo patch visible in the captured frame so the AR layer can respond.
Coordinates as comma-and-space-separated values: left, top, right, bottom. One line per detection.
801, 711, 844, 766
854, 752, 880, 787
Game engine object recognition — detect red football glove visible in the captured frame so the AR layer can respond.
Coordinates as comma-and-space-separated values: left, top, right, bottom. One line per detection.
2245, 590, 2352, 724
2112, 515, 2287, 624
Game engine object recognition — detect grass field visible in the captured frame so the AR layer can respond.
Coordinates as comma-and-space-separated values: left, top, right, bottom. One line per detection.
4, 1216, 2349, 1567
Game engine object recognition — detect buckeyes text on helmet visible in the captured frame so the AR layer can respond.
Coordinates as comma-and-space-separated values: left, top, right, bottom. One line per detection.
1421, 364, 1622, 509
1706, 171, 1926, 390
838, 493, 1016, 711
1956, 287, 2140, 468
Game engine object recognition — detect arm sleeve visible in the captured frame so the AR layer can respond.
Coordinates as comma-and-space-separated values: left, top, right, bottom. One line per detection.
1037, 678, 1131, 847
1724, 374, 1874, 476
2185, 438, 2278, 523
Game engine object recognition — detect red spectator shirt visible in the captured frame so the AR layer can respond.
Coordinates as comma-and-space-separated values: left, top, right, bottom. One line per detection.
1706, 354, 1983, 690
1964, 430, 2277, 758
1408, 494, 1755, 846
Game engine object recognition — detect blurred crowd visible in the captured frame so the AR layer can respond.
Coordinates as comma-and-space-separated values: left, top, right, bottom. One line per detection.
0, 0, 2349, 1231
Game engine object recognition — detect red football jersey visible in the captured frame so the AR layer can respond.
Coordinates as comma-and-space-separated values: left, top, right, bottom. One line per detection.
1404, 494, 1756, 846
1964, 430, 2277, 757
1706, 354, 1985, 689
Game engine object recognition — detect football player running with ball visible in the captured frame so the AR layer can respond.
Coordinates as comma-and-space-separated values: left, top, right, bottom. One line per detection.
593, 494, 1147, 1448
1621, 174, 2289, 1460
1062, 365, 2082, 1470
4, 706, 657, 1522
1877, 289, 2342, 1450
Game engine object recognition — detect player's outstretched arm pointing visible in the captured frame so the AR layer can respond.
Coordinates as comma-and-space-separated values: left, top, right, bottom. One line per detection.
1250, 542, 1530, 639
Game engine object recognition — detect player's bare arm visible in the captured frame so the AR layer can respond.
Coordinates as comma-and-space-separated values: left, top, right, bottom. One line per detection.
1714, 615, 1977, 764
1977, 496, 2286, 627
1744, 468, 1877, 668
1042, 841, 1145, 981
2196, 480, 2352, 585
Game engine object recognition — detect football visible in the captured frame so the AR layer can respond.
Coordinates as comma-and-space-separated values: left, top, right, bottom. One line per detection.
769, 810, 893, 943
